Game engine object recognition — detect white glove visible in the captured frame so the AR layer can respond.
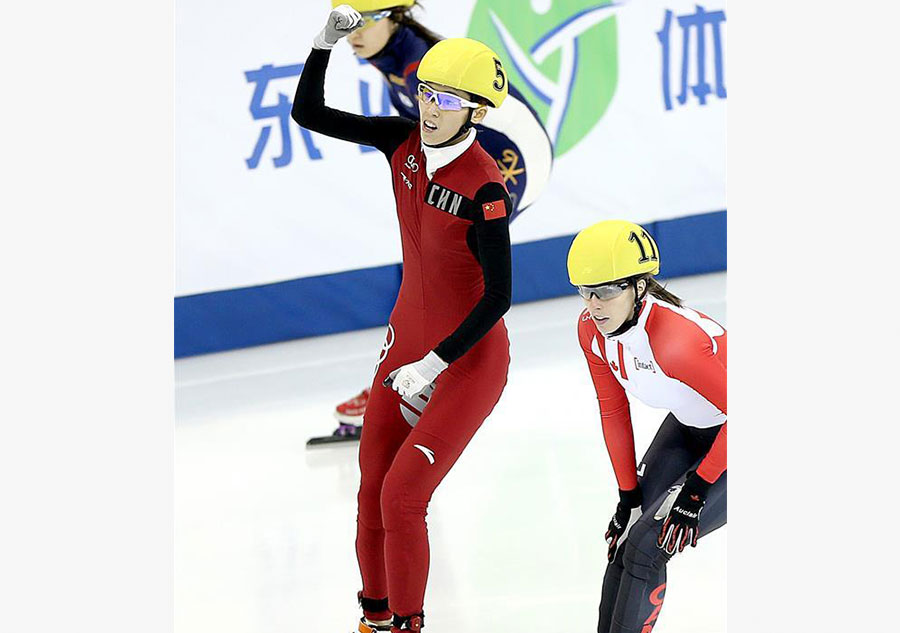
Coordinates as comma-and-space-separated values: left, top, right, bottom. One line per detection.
313, 5, 363, 50
385, 351, 449, 399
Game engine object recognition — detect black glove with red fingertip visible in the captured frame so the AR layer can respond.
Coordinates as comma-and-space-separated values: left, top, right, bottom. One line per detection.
604, 486, 643, 563
657, 471, 712, 555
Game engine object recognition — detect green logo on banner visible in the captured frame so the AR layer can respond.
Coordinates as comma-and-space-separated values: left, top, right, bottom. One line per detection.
467, 1, 620, 156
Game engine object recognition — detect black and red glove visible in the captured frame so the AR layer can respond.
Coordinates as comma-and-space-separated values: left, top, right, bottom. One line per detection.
604, 486, 643, 562
657, 471, 712, 554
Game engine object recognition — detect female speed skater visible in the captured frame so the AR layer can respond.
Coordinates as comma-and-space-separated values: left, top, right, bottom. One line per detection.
293, 6, 515, 631
567, 220, 727, 633
319, 0, 552, 440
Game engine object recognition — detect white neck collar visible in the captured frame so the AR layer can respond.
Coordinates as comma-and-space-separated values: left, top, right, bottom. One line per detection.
421, 128, 477, 179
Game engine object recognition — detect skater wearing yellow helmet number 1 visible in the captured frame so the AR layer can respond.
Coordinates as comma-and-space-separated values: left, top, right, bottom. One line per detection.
294, 6, 517, 632
317, 0, 552, 440
569, 220, 727, 633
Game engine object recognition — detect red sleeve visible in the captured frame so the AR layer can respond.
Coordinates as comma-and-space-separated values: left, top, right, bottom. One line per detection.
578, 312, 638, 490
647, 306, 727, 482
696, 423, 727, 483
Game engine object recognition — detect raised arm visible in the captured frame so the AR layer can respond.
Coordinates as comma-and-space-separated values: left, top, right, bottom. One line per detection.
291, 7, 414, 157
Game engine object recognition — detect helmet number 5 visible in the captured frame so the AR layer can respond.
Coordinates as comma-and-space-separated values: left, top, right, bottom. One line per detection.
493, 58, 506, 91
628, 230, 658, 264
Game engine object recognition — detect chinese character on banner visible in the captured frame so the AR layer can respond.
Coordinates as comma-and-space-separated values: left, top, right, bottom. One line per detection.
657, 5, 727, 111
244, 63, 322, 169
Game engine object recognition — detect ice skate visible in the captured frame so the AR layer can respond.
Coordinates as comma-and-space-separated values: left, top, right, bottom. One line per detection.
354, 593, 392, 632
334, 387, 369, 424
305, 388, 368, 447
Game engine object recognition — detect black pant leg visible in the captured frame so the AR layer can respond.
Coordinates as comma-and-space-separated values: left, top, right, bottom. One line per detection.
598, 414, 694, 633
598, 555, 625, 633
610, 468, 726, 633
611, 514, 669, 633
697, 468, 727, 536
636, 414, 697, 505
601, 415, 727, 633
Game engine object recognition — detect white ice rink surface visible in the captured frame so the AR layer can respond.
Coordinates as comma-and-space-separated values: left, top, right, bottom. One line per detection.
176, 272, 726, 633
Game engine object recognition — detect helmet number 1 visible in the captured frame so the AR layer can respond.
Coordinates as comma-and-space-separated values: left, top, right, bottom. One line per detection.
629, 230, 658, 264
492, 58, 506, 91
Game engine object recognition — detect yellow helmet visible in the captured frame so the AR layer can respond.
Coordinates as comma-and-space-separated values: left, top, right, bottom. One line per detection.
331, 0, 414, 12
417, 38, 509, 108
567, 220, 661, 286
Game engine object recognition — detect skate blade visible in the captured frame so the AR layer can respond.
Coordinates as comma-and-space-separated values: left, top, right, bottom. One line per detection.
306, 423, 362, 448
305, 434, 361, 447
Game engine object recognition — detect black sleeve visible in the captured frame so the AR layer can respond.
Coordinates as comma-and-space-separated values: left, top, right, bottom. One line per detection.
433, 182, 513, 364
291, 48, 415, 157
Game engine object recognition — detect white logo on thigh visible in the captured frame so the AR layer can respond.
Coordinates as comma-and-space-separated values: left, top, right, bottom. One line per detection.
375, 324, 395, 374
413, 444, 435, 465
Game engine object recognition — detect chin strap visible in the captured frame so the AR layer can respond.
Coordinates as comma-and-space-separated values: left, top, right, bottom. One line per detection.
459, 108, 476, 134
607, 278, 647, 337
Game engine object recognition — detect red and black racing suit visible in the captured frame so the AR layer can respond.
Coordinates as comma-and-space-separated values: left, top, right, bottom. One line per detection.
293, 48, 513, 626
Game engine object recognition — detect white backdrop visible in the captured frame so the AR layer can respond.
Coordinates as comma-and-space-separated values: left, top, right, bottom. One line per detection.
176, 0, 726, 296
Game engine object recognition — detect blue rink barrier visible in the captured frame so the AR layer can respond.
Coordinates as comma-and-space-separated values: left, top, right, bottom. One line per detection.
175, 210, 726, 358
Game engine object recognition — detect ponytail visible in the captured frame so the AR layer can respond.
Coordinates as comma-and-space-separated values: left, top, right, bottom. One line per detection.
643, 277, 684, 307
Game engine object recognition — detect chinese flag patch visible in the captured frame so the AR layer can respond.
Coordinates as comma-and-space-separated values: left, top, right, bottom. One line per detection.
482, 199, 507, 221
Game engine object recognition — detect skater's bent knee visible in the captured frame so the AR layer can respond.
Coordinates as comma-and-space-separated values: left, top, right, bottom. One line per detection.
380, 472, 428, 530
621, 523, 669, 579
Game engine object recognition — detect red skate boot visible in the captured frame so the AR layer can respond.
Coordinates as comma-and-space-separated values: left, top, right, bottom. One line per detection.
335, 387, 369, 424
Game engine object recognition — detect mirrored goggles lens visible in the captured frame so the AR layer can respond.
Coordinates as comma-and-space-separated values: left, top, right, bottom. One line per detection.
417, 83, 476, 111
358, 10, 391, 29
577, 281, 630, 300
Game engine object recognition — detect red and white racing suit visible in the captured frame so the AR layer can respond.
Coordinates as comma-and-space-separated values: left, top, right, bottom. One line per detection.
578, 294, 727, 633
